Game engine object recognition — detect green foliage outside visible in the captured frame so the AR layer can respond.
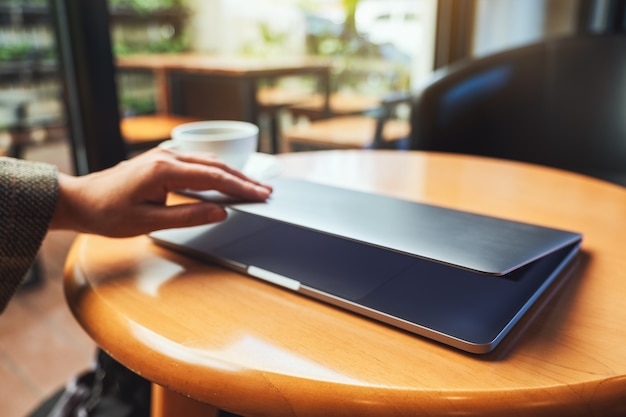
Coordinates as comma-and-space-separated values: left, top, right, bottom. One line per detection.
110, 0, 191, 56
298, 0, 411, 94
109, 0, 184, 14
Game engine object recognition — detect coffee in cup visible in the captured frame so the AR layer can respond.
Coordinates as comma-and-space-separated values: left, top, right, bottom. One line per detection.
162, 120, 259, 170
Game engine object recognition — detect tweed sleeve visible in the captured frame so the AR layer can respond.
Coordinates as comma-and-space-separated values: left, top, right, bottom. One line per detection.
0, 157, 59, 313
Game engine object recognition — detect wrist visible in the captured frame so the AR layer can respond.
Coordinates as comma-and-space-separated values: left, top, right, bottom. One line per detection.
50, 173, 86, 232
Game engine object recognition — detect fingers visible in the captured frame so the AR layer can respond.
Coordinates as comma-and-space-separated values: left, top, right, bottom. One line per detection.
99, 203, 229, 238
172, 150, 271, 189
156, 149, 273, 201
144, 203, 229, 232
195, 169, 272, 201
174, 151, 256, 181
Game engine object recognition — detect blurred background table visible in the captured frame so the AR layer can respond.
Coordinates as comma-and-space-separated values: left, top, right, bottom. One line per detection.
117, 54, 332, 154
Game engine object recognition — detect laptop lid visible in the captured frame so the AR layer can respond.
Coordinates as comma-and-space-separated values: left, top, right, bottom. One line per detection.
228, 178, 581, 275
150, 178, 582, 354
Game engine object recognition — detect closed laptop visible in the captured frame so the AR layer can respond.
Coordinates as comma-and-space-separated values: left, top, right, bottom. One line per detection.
150, 178, 582, 354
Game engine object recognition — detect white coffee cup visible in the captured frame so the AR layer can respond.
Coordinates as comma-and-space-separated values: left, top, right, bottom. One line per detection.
162, 120, 259, 170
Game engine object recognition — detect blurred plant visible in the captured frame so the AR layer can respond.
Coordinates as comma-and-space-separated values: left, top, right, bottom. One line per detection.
110, 0, 191, 56
298, 0, 411, 95
0, 0, 48, 5
241, 22, 290, 57
113, 32, 189, 56
302, 0, 379, 59
259, 22, 288, 48
109, 0, 184, 14
119, 95, 156, 116
0, 43, 32, 60
342, 0, 359, 38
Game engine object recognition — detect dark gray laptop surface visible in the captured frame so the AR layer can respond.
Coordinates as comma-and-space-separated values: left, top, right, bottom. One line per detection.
150, 177, 582, 354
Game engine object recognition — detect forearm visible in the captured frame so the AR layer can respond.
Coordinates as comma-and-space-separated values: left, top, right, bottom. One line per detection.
0, 157, 58, 312
0, 148, 272, 313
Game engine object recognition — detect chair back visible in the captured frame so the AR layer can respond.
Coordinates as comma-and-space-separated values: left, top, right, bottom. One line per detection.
410, 34, 626, 186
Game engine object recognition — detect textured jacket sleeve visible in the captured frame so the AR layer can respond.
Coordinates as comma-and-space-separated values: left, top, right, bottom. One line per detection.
0, 157, 58, 313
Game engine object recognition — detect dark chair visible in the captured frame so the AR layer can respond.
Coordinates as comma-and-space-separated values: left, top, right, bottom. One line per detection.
409, 33, 626, 187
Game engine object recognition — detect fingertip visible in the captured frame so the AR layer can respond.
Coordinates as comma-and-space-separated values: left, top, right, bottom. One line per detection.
254, 185, 272, 200
203, 203, 228, 223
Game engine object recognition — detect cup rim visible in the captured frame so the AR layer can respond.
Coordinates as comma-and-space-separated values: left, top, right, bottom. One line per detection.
171, 120, 259, 141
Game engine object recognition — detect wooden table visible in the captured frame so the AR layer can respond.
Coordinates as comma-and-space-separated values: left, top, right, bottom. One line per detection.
64, 150, 626, 417
117, 54, 331, 154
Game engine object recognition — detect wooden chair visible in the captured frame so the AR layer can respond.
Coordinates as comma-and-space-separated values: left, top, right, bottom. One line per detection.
256, 84, 383, 152
410, 33, 626, 187
287, 92, 382, 121
256, 86, 312, 154
283, 92, 411, 151
257, 85, 311, 111
256, 87, 387, 152
287, 64, 403, 123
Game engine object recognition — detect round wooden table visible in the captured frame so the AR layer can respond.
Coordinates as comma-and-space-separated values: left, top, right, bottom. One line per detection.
64, 150, 626, 417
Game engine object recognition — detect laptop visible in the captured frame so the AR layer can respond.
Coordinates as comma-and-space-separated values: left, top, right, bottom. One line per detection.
150, 177, 582, 354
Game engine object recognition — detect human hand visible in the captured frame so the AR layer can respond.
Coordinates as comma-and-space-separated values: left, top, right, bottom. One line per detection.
50, 147, 273, 237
